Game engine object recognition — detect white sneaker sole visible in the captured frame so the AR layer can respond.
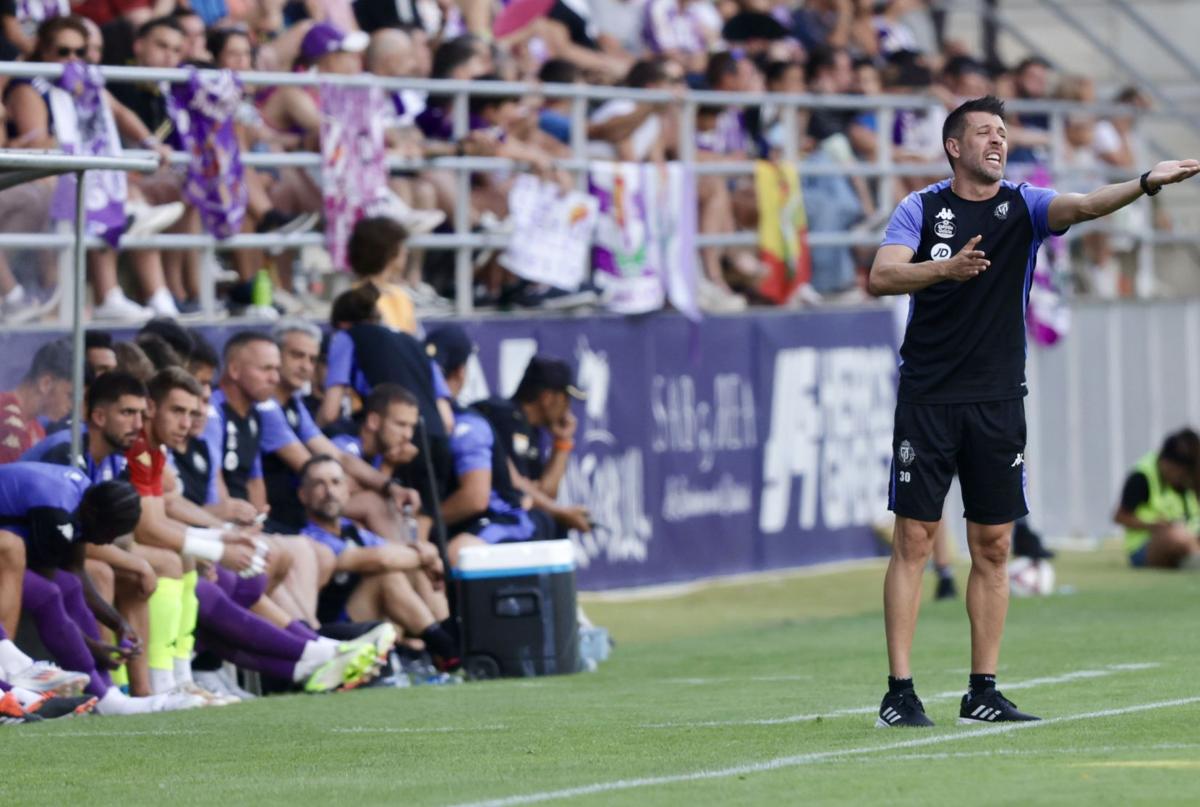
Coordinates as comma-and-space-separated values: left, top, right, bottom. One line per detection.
957, 717, 992, 725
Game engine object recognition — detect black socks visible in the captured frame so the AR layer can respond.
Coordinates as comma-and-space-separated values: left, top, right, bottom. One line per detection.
888, 675, 914, 694
969, 673, 996, 693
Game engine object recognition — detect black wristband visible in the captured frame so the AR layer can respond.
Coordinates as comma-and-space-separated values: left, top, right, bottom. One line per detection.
1140, 171, 1160, 196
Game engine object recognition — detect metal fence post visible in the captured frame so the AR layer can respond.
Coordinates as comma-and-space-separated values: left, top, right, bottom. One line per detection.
570, 93, 589, 193
452, 90, 472, 316
876, 105, 894, 214
199, 243, 217, 318
69, 170, 87, 466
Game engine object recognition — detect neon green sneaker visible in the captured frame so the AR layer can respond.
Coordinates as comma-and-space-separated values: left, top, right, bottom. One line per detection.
303, 643, 380, 693
358, 623, 398, 667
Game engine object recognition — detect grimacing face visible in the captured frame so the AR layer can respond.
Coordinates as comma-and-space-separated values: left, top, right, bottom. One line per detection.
949, 111, 1007, 183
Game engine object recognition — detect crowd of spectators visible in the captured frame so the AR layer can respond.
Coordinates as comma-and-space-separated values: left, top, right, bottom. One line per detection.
0, 273, 593, 719
0, 0, 1165, 323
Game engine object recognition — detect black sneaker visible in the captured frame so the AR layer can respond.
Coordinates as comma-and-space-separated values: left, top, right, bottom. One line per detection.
935, 575, 957, 600
877, 690, 935, 727
959, 688, 1041, 724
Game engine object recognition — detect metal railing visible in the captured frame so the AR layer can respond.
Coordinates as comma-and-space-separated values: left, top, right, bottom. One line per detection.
0, 60, 1197, 319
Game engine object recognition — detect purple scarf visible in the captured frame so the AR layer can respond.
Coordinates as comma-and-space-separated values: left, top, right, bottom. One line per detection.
167, 67, 248, 240
47, 62, 127, 248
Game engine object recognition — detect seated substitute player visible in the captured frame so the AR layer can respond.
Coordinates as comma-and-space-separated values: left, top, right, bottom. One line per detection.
297, 455, 458, 669
261, 319, 423, 537
424, 326, 556, 565
0, 462, 204, 714
474, 356, 592, 538
868, 94, 1199, 727
1114, 428, 1200, 569
127, 369, 388, 695
0, 338, 73, 464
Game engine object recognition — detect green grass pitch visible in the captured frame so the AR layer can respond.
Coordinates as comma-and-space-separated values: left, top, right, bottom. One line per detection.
4, 544, 1199, 807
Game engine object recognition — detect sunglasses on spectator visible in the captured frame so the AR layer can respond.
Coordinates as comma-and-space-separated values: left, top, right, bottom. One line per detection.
56, 46, 86, 58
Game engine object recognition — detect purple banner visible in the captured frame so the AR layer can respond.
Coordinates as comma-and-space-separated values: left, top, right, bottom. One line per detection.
0, 308, 897, 590
168, 67, 248, 240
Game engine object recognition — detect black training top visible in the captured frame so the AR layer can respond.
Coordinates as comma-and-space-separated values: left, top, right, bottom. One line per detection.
882, 178, 1066, 404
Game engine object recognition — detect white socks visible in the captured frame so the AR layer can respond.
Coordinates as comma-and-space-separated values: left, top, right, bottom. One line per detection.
173, 658, 194, 686
0, 639, 33, 679
96, 688, 155, 716
292, 639, 337, 682
150, 667, 177, 695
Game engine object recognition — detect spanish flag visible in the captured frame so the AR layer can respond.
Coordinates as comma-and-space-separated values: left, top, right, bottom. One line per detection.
754, 161, 812, 304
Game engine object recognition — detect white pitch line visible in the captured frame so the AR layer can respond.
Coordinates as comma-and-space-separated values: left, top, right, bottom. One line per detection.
332, 725, 508, 734
15, 730, 208, 738
663, 675, 810, 686
850, 741, 1200, 764
450, 696, 1200, 807
642, 663, 1161, 729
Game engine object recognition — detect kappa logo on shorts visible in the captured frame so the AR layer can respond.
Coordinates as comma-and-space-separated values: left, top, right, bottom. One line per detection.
930, 243, 952, 261
898, 440, 916, 467
994, 201, 1009, 220
1011, 452, 1024, 467
934, 208, 956, 238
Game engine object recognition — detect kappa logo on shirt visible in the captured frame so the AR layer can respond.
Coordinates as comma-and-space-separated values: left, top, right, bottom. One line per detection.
58, 522, 74, 542
934, 208, 956, 238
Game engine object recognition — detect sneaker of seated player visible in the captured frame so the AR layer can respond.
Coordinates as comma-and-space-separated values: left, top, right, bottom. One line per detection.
877, 688, 936, 728
93, 688, 206, 716
959, 688, 1040, 724
26, 694, 99, 719
303, 643, 381, 693
194, 664, 256, 701
6, 660, 90, 697
0, 691, 42, 724
173, 680, 239, 707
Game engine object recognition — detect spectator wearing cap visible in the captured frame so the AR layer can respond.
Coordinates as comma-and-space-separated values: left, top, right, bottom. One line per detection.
0, 338, 73, 463
473, 355, 592, 538
426, 326, 558, 564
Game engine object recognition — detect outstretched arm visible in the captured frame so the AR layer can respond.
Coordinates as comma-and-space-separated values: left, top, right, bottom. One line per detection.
1048, 159, 1200, 231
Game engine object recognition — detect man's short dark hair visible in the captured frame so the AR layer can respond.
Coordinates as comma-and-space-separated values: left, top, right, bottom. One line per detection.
1015, 56, 1052, 75
347, 217, 407, 279
431, 35, 481, 79
330, 285, 381, 328
538, 58, 579, 85
299, 453, 342, 487
140, 319, 195, 361
136, 15, 183, 41
189, 334, 219, 373
222, 331, 274, 363
114, 342, 155, 383
942, 95, 1006, 167
364, 383, 418, 418
147, 366, 203, 405
134, 333, 184, 371
85, 331, 114, 352
624, 59, 668, 89
86, 371, 147, 417
1161, 429, 1200, 469
24, 338, 73, 383
804, 45, 841, 85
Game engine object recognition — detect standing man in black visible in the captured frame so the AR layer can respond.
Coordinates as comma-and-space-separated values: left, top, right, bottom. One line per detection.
869, 95, 1198, 727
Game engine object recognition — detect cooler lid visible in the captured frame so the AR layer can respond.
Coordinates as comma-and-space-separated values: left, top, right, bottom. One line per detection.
456, 539, 576, 574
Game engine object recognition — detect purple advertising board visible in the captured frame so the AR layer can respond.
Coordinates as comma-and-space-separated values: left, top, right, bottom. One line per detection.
0, 307, 898, 589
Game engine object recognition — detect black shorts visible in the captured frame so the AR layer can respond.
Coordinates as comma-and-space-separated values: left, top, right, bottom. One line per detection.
888, 399, 1028, 525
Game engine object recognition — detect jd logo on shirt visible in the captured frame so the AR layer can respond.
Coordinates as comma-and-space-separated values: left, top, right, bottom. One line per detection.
930, 243, 952, 260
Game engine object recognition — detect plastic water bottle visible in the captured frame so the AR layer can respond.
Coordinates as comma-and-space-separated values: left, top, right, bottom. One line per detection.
248, 269, 278, 320
402, 504, 419, 544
